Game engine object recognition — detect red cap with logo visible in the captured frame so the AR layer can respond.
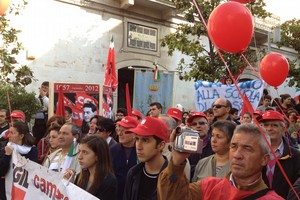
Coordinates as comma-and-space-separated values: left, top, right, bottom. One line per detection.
187, 112, 207, 123
117, 116, 139, 128
132, 110, 143, 119
254, 110, 264, 116
126, 117, 168, 141
166, 108, 182, 121
8, 111, 26, 121
260, 110, 284, 122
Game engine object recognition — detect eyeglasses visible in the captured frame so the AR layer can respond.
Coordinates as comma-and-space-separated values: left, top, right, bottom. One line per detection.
191, 121, 207, 126
96, 127, 106, 132
213, 104, 228, 109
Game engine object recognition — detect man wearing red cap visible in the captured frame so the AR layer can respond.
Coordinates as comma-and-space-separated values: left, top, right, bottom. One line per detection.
260, 110, 300, 199
110, 116, 139, 200
123, 117, 168, 200
187, 112, 213, 178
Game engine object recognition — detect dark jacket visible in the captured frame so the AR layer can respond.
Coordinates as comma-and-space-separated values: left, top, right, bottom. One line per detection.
123, 158, 168, 200
262, 137, 300, 199
110, 143, 138, 200
0, 146, 38, 200
287, 176, 300, 200
75, 172, 117, 200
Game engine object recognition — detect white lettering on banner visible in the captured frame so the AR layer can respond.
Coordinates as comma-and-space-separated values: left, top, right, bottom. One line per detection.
5, 151, 99, 200
194, 80, 264, 112
77, 96, 94, 105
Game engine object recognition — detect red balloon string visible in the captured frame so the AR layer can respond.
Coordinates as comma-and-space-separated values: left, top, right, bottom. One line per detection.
192, 1, 300, 198
241, 53, 261, 79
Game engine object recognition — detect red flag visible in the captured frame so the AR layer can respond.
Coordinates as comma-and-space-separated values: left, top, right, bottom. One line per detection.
55, 87, 65, 117
241, 94, 254, 117
104, 36, 118, 92
126, 83, 132, 116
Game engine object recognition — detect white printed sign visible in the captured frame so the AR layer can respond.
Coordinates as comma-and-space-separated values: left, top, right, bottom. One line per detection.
194, 79, 264, 112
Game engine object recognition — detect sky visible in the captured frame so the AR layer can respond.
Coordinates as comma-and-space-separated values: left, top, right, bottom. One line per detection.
264, 0, 300, 22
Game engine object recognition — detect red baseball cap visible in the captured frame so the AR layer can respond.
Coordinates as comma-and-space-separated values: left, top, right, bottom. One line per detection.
126, 117, 168, 141
260, 110, 284, 122
117, 116, 139, 128
132, 110, 143, 119
187, 112, 207, 123
8, 111, 25, 121
166, 108, 182, 121
254, 110, 264, 116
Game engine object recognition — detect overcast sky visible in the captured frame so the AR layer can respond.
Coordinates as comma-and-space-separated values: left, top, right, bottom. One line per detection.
264, 0, 300, 22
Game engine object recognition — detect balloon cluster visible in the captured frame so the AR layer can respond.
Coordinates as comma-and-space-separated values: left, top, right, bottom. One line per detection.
207, 1, 289, 88
0, 0, 10, 16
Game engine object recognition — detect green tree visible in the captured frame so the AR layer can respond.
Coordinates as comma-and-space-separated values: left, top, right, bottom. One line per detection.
276, 18, 300, 87
0, 81, 42, 121
0, 1, 41, 119
0, 0, 35, 87
161, 0, 271, 82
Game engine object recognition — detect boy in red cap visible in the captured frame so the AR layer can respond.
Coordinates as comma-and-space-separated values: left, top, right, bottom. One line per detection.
123, 117, 168, 200
110, 116, 139, 200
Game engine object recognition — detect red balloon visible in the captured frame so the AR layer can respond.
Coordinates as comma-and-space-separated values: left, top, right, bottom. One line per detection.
0, 0, 10, 16
229, 0, 256, 4
259, 53, 289, 87
207, 2, 254, 53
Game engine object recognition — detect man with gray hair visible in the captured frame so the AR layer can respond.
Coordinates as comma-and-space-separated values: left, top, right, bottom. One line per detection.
260, 110, 300, 199
157, 123, 283, 199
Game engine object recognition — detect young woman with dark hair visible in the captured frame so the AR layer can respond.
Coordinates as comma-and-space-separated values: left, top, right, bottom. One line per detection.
75, 135, 117, 200
0, 121, 38, 200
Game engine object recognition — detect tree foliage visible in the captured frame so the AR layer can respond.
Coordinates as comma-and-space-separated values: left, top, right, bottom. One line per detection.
161, 0, 273, 82
0, 0, 35, 87
277, 18, 300, 87
0, 1, 41, 120
0, 81, 42, 121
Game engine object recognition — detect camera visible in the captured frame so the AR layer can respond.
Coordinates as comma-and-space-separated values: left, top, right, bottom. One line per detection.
174, 126, 203, 154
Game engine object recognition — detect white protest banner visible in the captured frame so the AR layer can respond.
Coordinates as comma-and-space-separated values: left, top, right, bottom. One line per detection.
5, 151, 99, 200
194, 79, 264, 112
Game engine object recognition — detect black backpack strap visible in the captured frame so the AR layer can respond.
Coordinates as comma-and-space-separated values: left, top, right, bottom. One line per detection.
242, 188, 271, 200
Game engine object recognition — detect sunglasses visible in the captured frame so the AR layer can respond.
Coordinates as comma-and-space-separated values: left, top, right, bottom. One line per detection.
191, 121, 207, 126
213, 104, 228, 109
96, 127, 106, 132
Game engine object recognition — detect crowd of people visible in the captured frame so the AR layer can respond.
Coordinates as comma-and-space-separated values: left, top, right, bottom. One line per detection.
0, 82, 300, 200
